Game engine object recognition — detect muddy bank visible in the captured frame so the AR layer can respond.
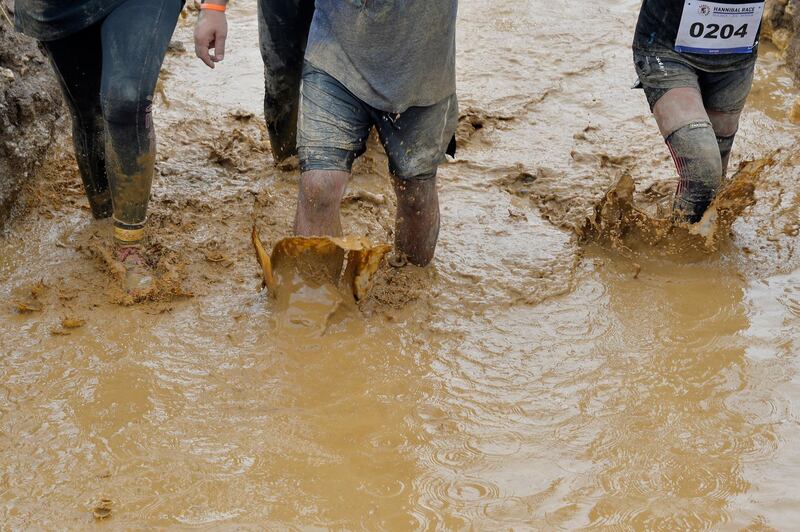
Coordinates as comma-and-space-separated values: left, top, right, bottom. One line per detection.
0, 4, 61, 224
764, 0, 800, 81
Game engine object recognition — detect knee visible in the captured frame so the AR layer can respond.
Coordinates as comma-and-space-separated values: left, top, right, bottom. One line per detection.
666, 122, 722, 190
692, 139, 723, 189
298, 171, 348, 212
707, 110, 741, 138
101, 82, 152, 124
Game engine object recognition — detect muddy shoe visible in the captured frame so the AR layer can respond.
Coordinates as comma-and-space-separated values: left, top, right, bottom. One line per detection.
116, 245, 153, 294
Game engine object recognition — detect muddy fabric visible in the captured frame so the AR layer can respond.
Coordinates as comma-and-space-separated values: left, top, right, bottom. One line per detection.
15, 0, 125, 41
633, 0, 762, 72
633, 50, 755, 111
717, 131, 737, 174
40, 0, 182, 225
297, 63, 457, 180
256, 0, 315, 162
667, 121, 723, 223
304, 0, 458, 113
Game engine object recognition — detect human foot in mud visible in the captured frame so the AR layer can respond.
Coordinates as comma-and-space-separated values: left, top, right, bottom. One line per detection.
115, 244, 154, 295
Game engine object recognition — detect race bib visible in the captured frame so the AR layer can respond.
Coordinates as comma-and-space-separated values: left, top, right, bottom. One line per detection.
675, 1, 764, 54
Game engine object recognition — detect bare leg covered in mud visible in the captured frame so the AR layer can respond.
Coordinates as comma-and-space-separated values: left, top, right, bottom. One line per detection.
653, 87, 741, 223
294, 170, 350, 237
392, 176, 440, 267
293, 170, 440, 267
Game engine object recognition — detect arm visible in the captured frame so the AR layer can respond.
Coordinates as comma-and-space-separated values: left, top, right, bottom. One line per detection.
194, 0, 228, 68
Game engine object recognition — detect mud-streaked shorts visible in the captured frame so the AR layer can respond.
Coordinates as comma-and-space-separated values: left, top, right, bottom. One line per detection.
297, 62, 458, 180
633, 48, 755, 113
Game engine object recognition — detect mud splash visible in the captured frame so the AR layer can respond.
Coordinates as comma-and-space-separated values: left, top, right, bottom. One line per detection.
251, 227, 391, 301
580, 155, 776, 255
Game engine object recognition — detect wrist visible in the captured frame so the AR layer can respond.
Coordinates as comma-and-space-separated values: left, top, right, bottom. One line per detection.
200, 0, 227, 12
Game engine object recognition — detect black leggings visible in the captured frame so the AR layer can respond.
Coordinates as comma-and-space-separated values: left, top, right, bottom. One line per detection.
40, 0, 182, 229
257, 0, 315, 162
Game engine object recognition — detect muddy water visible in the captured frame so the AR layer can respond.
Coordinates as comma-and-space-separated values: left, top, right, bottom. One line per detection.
2, 0, 800, 529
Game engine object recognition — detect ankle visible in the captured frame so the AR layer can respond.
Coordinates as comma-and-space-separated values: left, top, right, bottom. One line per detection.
113, 220, 146, 248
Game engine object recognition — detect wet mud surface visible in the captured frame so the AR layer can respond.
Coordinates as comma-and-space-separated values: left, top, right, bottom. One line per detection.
2, 0, 800, 528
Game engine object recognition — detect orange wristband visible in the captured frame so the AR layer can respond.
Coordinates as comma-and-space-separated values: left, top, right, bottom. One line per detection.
200, 3, 226, 12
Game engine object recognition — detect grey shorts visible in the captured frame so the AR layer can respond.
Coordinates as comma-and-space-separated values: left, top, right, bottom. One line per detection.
297, 62, 458, 180
633, 49, 755, 113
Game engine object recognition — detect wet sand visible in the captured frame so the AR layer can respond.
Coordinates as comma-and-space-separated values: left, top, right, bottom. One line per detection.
1, 0, 800, 528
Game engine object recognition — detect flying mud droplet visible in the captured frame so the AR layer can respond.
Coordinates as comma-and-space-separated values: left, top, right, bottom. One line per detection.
251, 226, 391, 301
12, 299, 43, 313
10, 281, 47, 313
61, 317, 85, 329
92, 498, 113, 520
579, 154, 776, 254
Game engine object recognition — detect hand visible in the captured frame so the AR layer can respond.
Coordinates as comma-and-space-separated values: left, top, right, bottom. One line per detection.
194, 9, 228, 68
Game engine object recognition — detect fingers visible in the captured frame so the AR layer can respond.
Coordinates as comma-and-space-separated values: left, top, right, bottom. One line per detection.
195, 40, 215, 69
194, 28, 216, 68
212, 33, 226, 62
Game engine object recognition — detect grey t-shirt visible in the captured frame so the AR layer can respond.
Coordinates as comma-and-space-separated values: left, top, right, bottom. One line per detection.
15, 0, 125, 41
304, 0, 458, 113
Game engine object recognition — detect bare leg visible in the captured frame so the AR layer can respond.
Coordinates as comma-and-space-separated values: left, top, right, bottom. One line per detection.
392, 176, 440, 266
653, 87, 708, 137
293, 170, 350, 236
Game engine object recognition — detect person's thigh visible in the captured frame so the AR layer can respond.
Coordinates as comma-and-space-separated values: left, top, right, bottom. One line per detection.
700, 65, 755, 115
257, 0, 315, 159
99, 0, 182, 115
375, 93, 458, 181
634, 51, 702, 110
258, 0, 315, 92
652, 87, 710, 138
297, 63, 374, 173
40, 24, 103, 114
634, 51, 710, 137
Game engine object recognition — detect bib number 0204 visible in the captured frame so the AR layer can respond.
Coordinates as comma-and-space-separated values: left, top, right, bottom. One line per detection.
674, 1, 764, 55
688, 22, 749, 40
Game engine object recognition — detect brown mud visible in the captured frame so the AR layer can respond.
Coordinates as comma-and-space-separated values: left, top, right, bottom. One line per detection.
764, 0, 800, 82
0, 4, 62, 222
2, 0, 800, 529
